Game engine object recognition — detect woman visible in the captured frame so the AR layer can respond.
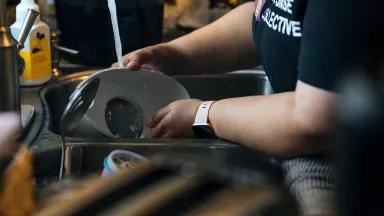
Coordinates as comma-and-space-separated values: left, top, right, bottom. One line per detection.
115, 1, 382, 214
117, 0, 381, 156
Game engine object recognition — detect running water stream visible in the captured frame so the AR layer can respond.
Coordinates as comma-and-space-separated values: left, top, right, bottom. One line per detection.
58, 0, 123, 180
108, 0, 123, 67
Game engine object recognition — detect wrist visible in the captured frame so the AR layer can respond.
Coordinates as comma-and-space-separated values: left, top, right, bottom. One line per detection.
207, 100, 221, 137
192, 101, 217, 138
192, 99, 204, 117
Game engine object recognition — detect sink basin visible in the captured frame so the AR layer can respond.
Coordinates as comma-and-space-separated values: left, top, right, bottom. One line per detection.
174, 70, 273, 101
33, 140, 282, 188
41, 70, 272, 138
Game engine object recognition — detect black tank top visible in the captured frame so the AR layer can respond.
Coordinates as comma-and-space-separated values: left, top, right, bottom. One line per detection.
252, 0, 384, 93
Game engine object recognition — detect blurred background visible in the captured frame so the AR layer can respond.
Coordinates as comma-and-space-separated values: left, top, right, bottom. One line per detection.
6, 0, 251, 67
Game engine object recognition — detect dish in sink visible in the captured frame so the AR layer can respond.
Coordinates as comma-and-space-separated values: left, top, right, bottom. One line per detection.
70, 68, 190, 138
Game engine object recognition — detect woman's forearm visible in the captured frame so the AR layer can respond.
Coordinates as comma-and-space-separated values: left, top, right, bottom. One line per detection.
209, 82, 336, 157
169, 2, 260, 74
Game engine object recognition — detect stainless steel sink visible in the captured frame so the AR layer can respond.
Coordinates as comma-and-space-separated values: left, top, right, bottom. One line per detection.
37, 71, 278, 193
33, 140, 282, 188
41, 70, 272, 138
174, 70, 273, 101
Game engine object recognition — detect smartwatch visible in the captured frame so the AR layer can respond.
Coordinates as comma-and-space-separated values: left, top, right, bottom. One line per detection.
192, 101, 216, 138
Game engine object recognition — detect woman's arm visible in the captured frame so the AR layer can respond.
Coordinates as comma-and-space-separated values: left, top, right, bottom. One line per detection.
119, 2, 260, 75
169, 2, 260, 74
147, 81, 336, 157
209, 81, 337, 157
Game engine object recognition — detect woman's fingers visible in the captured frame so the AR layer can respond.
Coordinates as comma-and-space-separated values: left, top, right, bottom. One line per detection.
161, 132, 175, 139
148, 107, 171, 128
147, 122, 166, 138
111, 50, 145, 70
111, 43, 178, 73
146, 106, 171, 138
125, 48, 155, 70
146, 99, 203, 139
125, 55, 141, 70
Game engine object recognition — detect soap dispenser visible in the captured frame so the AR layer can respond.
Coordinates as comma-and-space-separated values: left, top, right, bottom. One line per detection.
11, 0, 51, 86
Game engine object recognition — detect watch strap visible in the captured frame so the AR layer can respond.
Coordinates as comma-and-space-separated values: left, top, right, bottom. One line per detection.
193, 101, 215, 125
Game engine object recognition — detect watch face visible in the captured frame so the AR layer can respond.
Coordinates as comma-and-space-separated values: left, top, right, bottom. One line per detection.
192, 125, 216, 138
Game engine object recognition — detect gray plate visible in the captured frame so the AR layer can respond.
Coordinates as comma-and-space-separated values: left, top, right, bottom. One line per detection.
81, 68, 190, 138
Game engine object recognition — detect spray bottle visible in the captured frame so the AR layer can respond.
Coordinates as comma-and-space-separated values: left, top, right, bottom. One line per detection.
11, 0, 51, 86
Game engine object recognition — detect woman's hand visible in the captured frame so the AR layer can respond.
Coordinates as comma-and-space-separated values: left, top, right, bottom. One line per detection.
147, 99, 202, 138
112, 43, 187, 75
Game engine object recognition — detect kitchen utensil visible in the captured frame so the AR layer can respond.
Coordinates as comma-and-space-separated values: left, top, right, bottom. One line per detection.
101, 150, 150, 177
0, 7, 38, 113
59, 76, 100, 179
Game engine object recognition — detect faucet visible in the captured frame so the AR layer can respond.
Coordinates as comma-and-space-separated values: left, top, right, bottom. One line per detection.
50, 31, 80, 78
0, 0, 38, 113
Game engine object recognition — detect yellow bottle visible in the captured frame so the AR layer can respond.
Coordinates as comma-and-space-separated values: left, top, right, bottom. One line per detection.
11, 0, 51, 86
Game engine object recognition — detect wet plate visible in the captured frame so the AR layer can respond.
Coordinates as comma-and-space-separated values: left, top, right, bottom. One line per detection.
82, 68, 190, 138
